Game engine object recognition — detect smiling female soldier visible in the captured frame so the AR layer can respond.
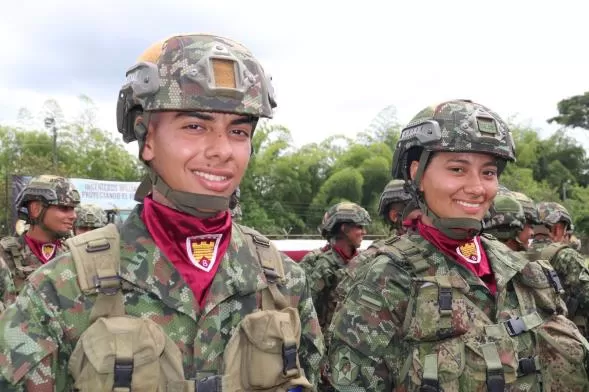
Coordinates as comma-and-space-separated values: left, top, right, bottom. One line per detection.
328, 99, 589, 391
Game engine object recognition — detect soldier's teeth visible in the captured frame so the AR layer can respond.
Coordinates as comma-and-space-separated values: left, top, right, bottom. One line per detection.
456, 200, 480, 208
193, 171, 227, 182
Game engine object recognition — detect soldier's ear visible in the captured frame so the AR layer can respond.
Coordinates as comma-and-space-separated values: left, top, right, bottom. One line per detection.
28, 201, 42, 219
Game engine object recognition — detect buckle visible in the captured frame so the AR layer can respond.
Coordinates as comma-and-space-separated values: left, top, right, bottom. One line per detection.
486, 369, 505, 392
546, 270, 564, 293
113, 359, 134, 388
504, 317, 526, 336
438, 287, 452, 314
518, 356, 537, 375
419, 378, 439, 392
196, 375, 222, 392
93, 275, 121, 295
282, 343, 298, 375
262, 267, 279, 283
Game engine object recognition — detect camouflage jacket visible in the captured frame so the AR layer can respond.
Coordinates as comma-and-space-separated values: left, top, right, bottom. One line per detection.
299, 248, 351, 335
0, 206, 324, 391
0, 234, 69, 310
529, 239, 589, 319
328, 232, 589, 391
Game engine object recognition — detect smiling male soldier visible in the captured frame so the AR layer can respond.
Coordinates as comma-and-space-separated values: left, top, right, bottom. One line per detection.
0, 34, 323, 391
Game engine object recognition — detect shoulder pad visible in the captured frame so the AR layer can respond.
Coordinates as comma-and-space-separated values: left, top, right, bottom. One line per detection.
65, 224, 121, 294
237, 224, 285, 281
540, 242, 570, 262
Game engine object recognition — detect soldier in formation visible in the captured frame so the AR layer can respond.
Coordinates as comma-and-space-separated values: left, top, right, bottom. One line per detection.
0, 175, 79, 311
73, 203, 108, 235
0, 33, 323, 391
328, 99, 589, 391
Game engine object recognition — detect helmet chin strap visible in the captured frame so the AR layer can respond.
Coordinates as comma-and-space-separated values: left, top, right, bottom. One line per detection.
410, 151, 482, 241
135, 170, 230, 218
32, 206, 69, 240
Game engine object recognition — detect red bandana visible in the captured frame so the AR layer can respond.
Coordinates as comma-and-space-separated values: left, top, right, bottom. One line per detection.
141, 196, 232, 306
415, 220, 496, 295
332, 245, 358, 264
23, 235, 61, 264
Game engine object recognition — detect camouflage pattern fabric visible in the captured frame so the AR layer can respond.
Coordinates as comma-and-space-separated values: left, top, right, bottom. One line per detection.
15, 175, 80, 221
484, 193, 525, 241
511, 191, 540, 225
392, 100, 516, 179
300, 248, 350, 335
529, 238, 589, 331
0, 235, 69, 310
74, 203, 108, 229
319, 202, 371, 239
0, 206, 324, 390
328, 232, 589, 391
537, 202, 573, 229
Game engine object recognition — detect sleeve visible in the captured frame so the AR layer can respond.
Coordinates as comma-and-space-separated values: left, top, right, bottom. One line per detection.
0, 254, 17, 311
303, 254, 337, 307
551, 248, 589, 311
328, 257, 411, 392
0, 281, 63, 390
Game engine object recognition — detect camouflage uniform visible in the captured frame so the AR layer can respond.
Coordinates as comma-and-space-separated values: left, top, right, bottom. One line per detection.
377, 178, 413, 236
329, 100, 589, 391
483, 193, 527, 247
529, 202, 589, 336
0, 34, 323, 391
74, 203, 108, 231
0, 175, 79, 310
300, 202, 371, 334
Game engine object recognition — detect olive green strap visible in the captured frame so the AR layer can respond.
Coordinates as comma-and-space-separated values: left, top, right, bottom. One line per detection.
421, 353, 438, 391
480, 343, 505, 392
485, 311, 543, 338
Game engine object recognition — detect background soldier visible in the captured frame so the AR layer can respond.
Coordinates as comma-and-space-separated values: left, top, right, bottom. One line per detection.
530, 201, 589, 335
0, 175, 79, 309
377, 179, 413, 238
0, 34, 323, 391
484, 192, 534, 251
74, 203, 108, 235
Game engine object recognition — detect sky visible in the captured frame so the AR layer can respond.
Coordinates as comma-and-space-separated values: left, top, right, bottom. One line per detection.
2, 0, 589, 156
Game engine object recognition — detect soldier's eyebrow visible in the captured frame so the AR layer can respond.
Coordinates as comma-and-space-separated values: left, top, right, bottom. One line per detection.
445, 158, 498, 168
175, 112, 253, 125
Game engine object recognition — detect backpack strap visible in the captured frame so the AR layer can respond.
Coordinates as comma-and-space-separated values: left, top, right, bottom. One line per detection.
0, 236, 34, 279
540, 242, 570, 262
65, 224, 125, 322
238, 225, 289, 310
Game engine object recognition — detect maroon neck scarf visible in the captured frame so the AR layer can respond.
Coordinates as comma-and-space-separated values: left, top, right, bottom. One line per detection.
23, 234, 61, 264
412, 219, 496, 295
332, 245, 358, 264
141, 196, 232, 306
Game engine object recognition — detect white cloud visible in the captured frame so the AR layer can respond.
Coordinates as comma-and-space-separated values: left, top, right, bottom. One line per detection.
1, 0, 588, 156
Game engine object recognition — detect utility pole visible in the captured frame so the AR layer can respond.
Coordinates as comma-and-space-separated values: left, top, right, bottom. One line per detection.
44, 117, 57, 170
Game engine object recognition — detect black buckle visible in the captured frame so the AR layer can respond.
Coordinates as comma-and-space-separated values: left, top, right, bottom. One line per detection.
546, 270, 564, 293
113, 359, 134, 388
438, 287, 452, 313
420, 378, 439, 392
486, 369, 505, 392
518, 356, 537, 375
282, 343, 298, 375
504, 317, 526, 336
196, 375, 222, 392
263, 267, 279, 283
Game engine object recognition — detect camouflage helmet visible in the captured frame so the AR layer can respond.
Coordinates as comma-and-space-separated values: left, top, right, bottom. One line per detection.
484, 193, 525, 240
15, 175, 80, 221
116, 33, 277, 144
537, 201, 573, 229
378, 179, 412, 224
511, 191, 540, 225
392, 99, 516, 180
319, 202, 371, 239
75, 204, 108, 229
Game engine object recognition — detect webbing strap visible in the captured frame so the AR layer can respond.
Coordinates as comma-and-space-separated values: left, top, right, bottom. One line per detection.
480, 343, 505, 392
420, 354, 439, 391
388, 237, 429, 273
485, 311, 543, 338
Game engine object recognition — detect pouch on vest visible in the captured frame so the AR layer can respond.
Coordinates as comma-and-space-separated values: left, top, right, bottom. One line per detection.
516, 259, 566, 315
217, 226, 313, 392
66, 224, 192, 392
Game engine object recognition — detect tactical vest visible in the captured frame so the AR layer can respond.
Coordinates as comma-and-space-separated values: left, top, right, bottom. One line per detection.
358, 235, 589, 391
66, 223, 312, 392
526, 242, 588, 334
0, 236, 36, 281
